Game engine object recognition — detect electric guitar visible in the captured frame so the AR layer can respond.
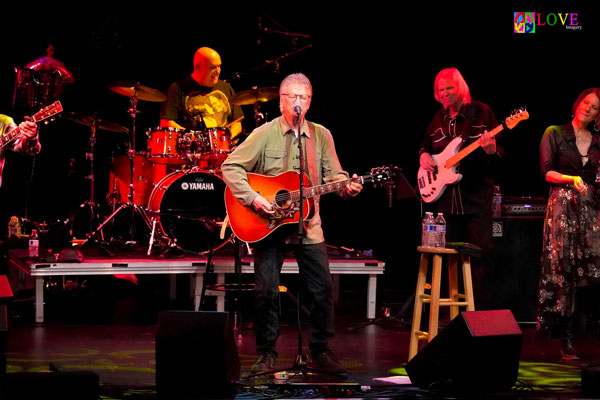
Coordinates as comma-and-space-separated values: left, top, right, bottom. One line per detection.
417, 108, 529, 203
1, 101, 63, 149
224, 166, 392, 243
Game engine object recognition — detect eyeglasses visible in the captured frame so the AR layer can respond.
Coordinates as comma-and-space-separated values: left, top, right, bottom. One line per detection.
281, 93, 311, 102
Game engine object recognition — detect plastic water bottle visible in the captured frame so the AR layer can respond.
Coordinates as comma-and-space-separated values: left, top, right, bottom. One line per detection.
29, 229, 39, 259
433, 213, 446, 248
422, 212, 435, 247
492, 186, 502, 219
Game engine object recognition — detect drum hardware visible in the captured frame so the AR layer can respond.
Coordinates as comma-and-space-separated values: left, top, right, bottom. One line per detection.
13, 44, 74, 110
62, 113, 121, 241
230, 86, 279, 128
82, 82, 163, 246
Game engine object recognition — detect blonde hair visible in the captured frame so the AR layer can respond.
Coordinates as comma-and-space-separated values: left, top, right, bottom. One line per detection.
433, 68, 471, 107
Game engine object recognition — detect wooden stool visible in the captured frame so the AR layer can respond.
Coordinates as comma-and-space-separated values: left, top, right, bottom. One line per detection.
408, 246, 475, 361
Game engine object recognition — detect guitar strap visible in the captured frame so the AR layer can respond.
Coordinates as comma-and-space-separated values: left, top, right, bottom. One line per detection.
283, 121, 319, 187
305, 122, 319, 187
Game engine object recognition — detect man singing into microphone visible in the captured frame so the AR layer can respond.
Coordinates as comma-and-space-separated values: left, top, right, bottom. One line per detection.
222, 73, 362, 375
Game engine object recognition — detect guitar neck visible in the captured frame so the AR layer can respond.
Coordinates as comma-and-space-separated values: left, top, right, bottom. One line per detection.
0, 101, 61, 150
289, 176, 359, 201
0, 126, 25, 149
445, 123, 504, 168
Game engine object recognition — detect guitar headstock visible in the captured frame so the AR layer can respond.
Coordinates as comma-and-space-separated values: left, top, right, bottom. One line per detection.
363, 166, 394, 187
505, 106, 529, 130
32, 101, 63, 124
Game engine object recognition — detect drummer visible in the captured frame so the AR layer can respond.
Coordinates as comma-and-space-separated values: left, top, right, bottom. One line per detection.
159, 47, 243, 137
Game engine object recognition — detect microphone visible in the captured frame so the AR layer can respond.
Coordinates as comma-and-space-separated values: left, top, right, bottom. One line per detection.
294, 104, 302, 115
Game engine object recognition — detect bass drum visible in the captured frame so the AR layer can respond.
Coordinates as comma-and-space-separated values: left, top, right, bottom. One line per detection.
147, 170, 229, 254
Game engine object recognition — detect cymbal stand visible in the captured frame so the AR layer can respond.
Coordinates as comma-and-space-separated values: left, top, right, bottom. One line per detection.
82, 86, 152, 246
253, 98, 265, 127
63, 116, 105, 241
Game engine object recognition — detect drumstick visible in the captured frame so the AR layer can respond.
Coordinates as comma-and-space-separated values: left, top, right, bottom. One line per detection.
225, 116, 244, 129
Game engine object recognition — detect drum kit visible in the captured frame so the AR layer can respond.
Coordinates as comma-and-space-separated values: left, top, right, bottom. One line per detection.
12, 46, 281, 256
73, 81, 279, 256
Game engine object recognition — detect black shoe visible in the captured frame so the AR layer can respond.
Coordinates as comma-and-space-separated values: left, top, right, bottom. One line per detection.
561, 338, 580, 360
313, 351, 347, 375
251, 352, 276, 373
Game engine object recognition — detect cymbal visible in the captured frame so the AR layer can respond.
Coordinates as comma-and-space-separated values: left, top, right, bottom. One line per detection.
229, 87, 279, 106
108, 82, 167, 102
65, 112, 129, 133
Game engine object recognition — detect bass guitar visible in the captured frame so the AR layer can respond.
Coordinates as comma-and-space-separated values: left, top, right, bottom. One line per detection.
224, 166, 392, 243
1, 101, 63, 149
417, 108, 528, 203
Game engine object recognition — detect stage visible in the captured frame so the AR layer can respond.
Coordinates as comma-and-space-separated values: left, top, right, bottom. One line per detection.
2, 292, 600, 399
2, 245, 600, 399
8, 249, 384, 324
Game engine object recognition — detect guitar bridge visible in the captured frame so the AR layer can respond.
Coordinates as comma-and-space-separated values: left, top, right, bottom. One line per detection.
267, 201, 300, 228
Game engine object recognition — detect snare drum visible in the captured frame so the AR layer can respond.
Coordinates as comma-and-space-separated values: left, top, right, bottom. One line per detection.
147, 127, 187, 165
197, 127, 232, 165
147, 169, 229, 254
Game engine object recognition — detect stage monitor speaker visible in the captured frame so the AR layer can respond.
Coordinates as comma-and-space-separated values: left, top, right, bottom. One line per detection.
155, 311, 240, 399
4, 371, 99, 399
406, 310, 522, 393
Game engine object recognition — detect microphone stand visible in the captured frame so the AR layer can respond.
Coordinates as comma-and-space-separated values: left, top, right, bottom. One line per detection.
294, 107, 307, 370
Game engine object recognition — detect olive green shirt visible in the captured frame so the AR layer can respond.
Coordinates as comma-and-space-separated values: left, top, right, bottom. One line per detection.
221, 116, 349, 244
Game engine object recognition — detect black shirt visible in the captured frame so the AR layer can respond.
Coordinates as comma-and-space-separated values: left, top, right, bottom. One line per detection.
540, 123, 600, 187
420, 100, 502, 214
160, 75, 244, 131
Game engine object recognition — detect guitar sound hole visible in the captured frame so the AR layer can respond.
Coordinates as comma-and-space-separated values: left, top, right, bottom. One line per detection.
274, 190, 292, 208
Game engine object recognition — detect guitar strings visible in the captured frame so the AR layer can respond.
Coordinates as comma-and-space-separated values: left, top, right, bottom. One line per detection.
260, 179, 352, 204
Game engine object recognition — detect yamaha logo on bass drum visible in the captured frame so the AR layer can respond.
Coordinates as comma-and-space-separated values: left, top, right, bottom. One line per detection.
181, 182, 216, 191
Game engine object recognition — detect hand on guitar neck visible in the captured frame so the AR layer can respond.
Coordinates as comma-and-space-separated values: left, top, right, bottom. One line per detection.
2, 101, 63, 152
479, 130, 496, 154
420, 129, 496, 172
16, 117, 38, 140
7, 117, 40, 153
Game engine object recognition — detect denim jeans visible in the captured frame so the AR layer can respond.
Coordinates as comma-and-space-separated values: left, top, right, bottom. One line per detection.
253, 238, 334, 357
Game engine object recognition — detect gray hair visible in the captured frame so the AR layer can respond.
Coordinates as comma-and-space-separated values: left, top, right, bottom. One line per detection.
280, 73, 312, 96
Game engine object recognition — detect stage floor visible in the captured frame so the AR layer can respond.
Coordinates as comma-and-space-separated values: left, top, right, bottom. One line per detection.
4, 286, 600, 400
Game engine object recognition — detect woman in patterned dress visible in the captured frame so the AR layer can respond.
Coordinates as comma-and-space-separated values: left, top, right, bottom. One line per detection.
538, 87, 600, 360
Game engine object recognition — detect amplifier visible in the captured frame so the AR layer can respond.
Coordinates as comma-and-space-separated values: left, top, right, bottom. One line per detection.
502, 203, 546, 215
501, 196, 547, 216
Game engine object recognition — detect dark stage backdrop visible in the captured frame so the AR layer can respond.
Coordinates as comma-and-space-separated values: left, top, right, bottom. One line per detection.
0, 4, 597, 300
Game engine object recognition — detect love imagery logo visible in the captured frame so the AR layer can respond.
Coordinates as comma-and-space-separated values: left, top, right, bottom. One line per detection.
514, 12, 581, 34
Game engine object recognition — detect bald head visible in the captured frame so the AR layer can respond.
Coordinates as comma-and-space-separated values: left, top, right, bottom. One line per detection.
192, 47, 222, 87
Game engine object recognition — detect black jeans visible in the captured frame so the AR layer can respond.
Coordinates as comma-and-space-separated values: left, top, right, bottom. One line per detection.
253, 238, 334, 357
445, 211, 495, 310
